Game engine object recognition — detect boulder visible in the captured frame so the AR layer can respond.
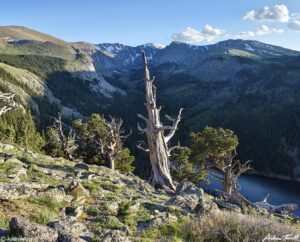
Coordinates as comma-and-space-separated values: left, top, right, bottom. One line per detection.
175, 179, 204, 198
57, 233, 87, 242
137, 212, 177, 230
97, 229, 132, 242
166, 195, 200, 212
166, 179, 205, 213
195, 200, 219, 215
38, 186, 67, 203
0, 183, 46, 200
9, 217, 58, 242
48, 219, 91, 240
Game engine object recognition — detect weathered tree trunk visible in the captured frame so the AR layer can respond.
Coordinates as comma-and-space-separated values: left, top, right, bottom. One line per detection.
137, 53, 183, 191
107, 156, 115, 170
254, 194, 298, 213
223, 166, 232, 195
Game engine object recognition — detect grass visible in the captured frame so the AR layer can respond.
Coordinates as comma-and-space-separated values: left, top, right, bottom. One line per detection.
136, 211, 300, 242
26, 196, 64, 212
29, 210, 55, 225
186, 211, 300, 242
95, 216, 124, 230
0, 215, 10, 229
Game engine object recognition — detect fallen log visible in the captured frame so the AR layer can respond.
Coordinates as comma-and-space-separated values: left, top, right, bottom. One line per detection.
254, 194, 298, 213
215, 190, 298, 214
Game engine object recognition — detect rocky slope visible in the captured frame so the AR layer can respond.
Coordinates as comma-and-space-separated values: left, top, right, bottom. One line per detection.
0, 143, 299, 241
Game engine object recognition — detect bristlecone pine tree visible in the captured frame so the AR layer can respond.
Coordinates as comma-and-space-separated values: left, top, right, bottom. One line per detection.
95, 116, 131, 170
50, 114, 78, 161
0, 93, 19, 116
211, 150, 252, 195
137, 53, 183, 191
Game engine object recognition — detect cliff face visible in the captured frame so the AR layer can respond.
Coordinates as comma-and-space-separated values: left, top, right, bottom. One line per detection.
0, 143, 299, 241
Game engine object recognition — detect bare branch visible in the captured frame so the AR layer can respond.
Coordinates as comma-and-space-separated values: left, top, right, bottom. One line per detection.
120, 129, 132, 139
137, 114, 147, 122
136, 141, 149, 152
164, 108, 183, 144
167, 141, 180, 157
232, 160, 252, 178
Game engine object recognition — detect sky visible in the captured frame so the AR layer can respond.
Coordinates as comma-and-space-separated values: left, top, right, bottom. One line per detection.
0, 0, 300, 50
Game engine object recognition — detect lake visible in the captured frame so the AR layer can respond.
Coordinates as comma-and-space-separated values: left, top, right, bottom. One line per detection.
200, 173, 300, 216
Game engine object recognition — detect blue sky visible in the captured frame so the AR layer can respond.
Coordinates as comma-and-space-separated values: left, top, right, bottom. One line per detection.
1, 0, 300, 50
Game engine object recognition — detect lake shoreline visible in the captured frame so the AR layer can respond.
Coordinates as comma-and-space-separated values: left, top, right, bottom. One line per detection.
249, 170, 300, 183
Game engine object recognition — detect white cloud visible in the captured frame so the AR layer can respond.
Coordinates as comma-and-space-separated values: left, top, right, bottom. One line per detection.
171, 25, 225, 43
237, 25, 284, 37
288, 20, 300, 31
243, 4, 289, 23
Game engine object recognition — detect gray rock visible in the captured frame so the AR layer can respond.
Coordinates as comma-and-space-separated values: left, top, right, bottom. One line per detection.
166, 179, 205, 213
137, 212, 177, 230
38, 186, 67, 203
214, 199, 242, 213
75, 162, 90, 171
166, 195, 200, 212
195, 200, 219, 215
176, 179, 204, 198
57, 233, 87, 242
9, 217, 58, 242
97, 229, 131, 242
48, 219, 91, 240
0, 183, 46, 200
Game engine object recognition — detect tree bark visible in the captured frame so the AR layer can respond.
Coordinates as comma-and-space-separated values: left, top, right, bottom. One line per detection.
223, 166, 232, 195
137, 53, 183, 191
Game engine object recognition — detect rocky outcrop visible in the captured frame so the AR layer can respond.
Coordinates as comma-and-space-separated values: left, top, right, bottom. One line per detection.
166, 179, 208, 213
9, 217, 58, 241
49, 219, 91, 241
0, 183, 47, 200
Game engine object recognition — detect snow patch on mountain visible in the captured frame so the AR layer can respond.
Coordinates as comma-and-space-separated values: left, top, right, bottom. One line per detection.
244, 43, 255, 52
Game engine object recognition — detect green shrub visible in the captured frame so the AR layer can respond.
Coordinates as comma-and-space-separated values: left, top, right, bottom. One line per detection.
95, 216, 124, 229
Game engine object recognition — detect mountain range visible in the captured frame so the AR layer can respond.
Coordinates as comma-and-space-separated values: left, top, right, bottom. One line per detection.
0, 25, 300, 179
